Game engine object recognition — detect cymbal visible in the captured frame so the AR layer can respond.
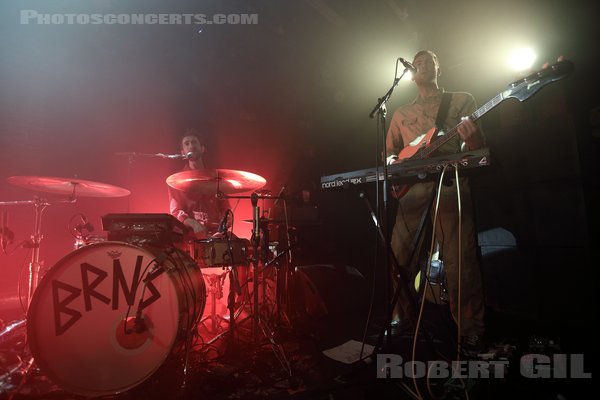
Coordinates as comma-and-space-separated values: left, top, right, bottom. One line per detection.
7, 176, 131, 198
167, 169, 266, 195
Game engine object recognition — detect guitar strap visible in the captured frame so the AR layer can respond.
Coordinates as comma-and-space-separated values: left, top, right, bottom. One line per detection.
434, 91, 452, 131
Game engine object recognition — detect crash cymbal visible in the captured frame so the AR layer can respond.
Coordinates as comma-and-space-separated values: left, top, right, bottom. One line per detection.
7, 176, 131, 198
166, 169, 266, 195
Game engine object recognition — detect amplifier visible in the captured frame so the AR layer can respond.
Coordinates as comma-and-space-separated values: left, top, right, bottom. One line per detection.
101, 213, 187, 246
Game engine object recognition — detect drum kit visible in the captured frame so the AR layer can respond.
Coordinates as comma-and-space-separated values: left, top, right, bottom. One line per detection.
0, 167, 293, 397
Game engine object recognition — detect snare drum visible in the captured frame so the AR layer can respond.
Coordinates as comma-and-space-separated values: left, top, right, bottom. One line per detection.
27, 242, 206, 397
187, 237, 250, 267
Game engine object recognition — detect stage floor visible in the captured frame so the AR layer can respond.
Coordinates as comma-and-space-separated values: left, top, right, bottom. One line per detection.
0, 294, 592, 400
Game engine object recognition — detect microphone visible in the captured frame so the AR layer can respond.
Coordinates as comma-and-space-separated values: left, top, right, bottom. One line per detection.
157, 152, 194, 160
399, 57, 416, 73
217, 210, 229, 234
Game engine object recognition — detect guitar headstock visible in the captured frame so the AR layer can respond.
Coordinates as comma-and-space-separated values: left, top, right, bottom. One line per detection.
502, 59, 574, 102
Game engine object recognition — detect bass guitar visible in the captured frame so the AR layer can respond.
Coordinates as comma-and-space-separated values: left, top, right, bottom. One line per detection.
392, 59, 574, 198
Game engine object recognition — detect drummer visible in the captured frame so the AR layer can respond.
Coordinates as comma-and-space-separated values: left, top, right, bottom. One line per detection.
168, 129, 250, 309
168, 129, 229, 237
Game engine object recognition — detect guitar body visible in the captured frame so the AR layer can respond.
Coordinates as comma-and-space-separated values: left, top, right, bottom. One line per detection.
397, 127, 439, 161
391, 127, 438, 199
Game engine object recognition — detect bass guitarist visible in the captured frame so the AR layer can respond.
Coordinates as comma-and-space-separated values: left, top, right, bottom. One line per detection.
385, 50, 485, 354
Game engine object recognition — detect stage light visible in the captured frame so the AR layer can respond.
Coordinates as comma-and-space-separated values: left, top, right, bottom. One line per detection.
507, 47, 537, 71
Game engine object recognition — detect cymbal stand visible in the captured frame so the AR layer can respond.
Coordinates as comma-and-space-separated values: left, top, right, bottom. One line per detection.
250, 192, 292, 377
26, 197, 46, 309
0, 195, 76, 393
1, 194, 78, 310
275, 195, 294, 327
0, 197, 56, 309
219, 191, 292, 377
264, 241, 295, 328
250, 192, 261, 342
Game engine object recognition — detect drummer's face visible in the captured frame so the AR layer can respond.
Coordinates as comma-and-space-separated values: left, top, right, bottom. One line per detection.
181, 135, 205, 156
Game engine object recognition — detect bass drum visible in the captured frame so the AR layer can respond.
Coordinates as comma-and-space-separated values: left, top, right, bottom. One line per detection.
27, 242, 206, 397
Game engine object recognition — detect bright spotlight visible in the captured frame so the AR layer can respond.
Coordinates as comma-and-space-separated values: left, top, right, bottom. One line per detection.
508, 47, 537, 71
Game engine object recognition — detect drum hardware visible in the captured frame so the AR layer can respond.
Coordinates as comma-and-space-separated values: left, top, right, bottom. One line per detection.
0, 210, 15, 255
165, 168, 292, 374
0, 196, 72, 310
241, 219, 297, 328
255, 196, 295, 329
3, 176, 131, 309
198, 270, 229, 333
68, 213, 99, 249
165, 169, 264, 341
264, 241, 296, 327
0, 176, 132, 396
217, 191, 293, 379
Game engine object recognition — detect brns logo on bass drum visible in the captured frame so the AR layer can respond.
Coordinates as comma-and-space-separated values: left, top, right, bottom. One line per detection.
51, 254, 162, 336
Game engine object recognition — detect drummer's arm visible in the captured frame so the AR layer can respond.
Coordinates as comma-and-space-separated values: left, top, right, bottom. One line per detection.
169, 190, 205, 234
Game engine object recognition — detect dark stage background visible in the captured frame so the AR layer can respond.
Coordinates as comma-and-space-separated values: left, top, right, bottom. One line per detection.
0, 0, 597, 348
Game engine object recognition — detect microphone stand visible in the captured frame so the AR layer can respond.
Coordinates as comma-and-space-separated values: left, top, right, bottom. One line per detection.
368, 61, 411, 350
114, 151, 191, 212
114, 152, 191, 160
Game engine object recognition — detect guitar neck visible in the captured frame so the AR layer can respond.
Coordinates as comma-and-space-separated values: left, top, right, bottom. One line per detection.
422, 92, 506, 157
405, 60, 574, 159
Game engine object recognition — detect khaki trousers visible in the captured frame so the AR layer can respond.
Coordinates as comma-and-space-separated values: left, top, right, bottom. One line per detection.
390, 177, 485, 336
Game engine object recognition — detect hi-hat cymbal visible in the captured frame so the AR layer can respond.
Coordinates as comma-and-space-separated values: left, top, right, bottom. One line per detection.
7, 176, 131, 198
166, 169, 266, 195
